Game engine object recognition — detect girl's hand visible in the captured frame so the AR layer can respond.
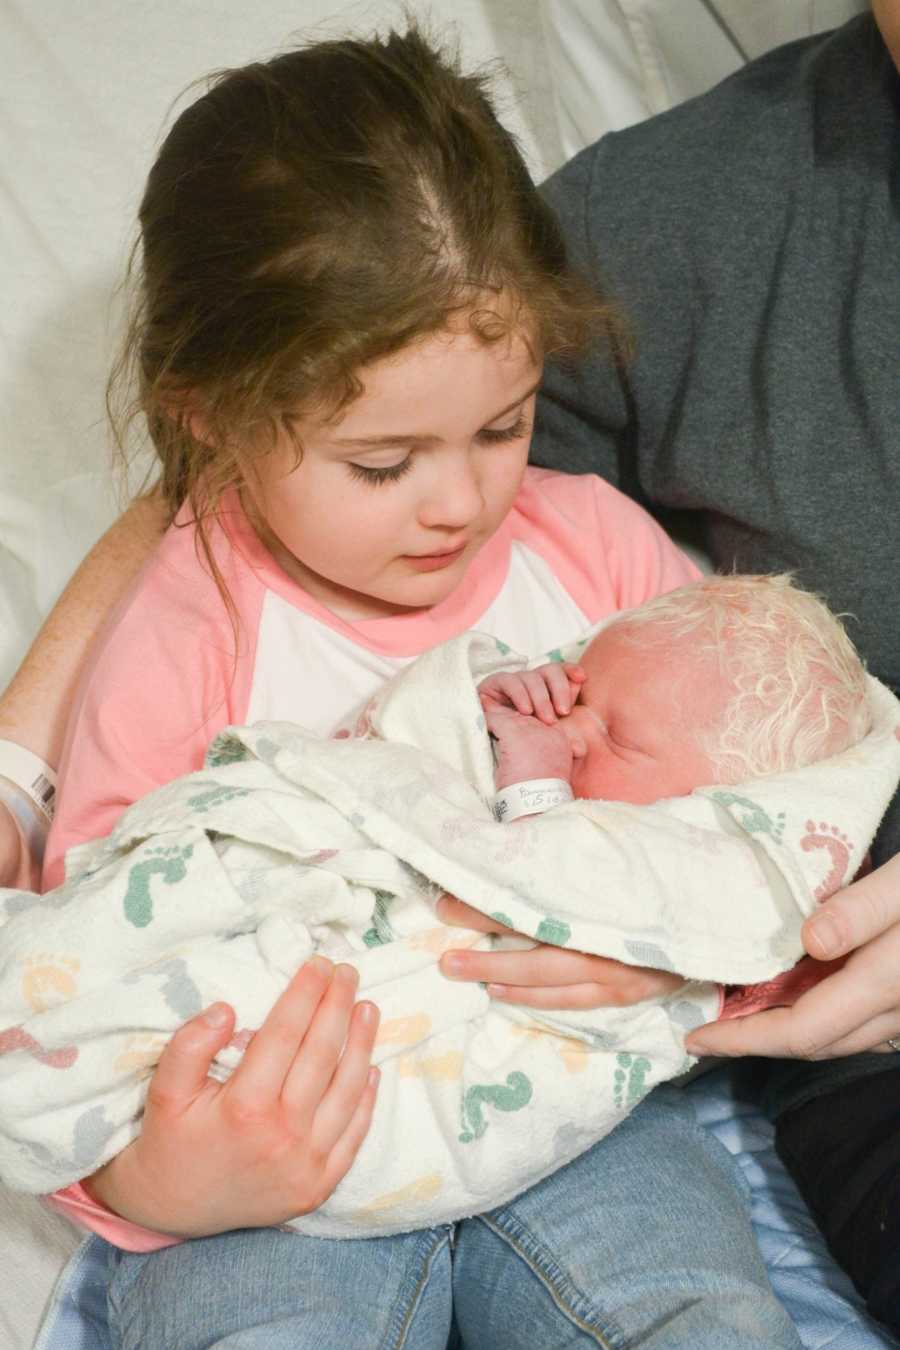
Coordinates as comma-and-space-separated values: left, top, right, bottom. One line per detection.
687, 854, 900, 1059
436, 894, 684, 1010
83, 957, 380, 1236
478, 662, 585, 724
0, 799, 38, 890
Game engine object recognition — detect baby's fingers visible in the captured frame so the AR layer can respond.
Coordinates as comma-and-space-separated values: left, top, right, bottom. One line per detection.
480, 673, 536, 715
532, 662, 586, 720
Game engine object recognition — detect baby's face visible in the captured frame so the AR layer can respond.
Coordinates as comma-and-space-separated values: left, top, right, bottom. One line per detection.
556, 623, 726, 805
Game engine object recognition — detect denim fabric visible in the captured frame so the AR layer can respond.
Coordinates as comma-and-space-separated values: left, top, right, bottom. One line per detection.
104, 1087, 801, 1349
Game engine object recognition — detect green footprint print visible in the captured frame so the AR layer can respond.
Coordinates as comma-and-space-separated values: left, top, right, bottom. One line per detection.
710, 791, 785, 843
363, 890, 396, 947
612, 1052, 651, 1109
459, 1071, 533, 1143
186, 783, 250, 813
123, 843, 195, 928
535, 916, 571, 946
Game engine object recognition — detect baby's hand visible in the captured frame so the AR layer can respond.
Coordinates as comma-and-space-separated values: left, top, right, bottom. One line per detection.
478, 662, 585, 725
481, 700, 574, 790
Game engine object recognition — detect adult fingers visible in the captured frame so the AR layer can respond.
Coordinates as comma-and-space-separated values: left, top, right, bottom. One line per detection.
803, 853, 900, 960
684, 955, 897, 1058
484, 980, 678, 1011
816, 1010, 900, 1058
442, 944, 680, 1002
312, 999, 380, 1152
145, 1001, 236, 1120
436, 893, 514, 934
228, 956, 334, 1106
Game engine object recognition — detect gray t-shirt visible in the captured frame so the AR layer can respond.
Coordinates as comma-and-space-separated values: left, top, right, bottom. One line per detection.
534, 14, 900, 865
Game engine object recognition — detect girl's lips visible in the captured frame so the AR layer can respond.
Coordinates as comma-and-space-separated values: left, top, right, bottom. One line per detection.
403, 545, 467, 572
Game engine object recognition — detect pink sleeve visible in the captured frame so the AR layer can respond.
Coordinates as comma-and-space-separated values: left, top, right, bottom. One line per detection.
45, 1184, 181, 1252
41, 524, 262, 1247
43, 531, 260, 890
515, 469, 701, 620
585, 476, 701, 610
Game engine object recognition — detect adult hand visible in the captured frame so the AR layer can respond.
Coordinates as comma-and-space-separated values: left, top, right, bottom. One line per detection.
437, 894, 684, 1010
83, 957, 380, 1236
686, 853, 900, 1059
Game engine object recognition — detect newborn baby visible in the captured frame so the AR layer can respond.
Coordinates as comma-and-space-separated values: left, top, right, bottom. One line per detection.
1, 574, 897, 1241
480, 573, 870, 813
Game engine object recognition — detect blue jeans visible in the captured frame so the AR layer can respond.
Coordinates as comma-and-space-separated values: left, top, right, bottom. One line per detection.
106, 1087, 801, 1349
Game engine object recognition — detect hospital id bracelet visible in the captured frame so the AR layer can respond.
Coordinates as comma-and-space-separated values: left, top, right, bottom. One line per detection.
0, 740, 57, 825
493, 778, 573, 823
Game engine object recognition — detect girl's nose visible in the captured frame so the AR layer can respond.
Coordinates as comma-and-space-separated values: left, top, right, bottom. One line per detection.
418, 455, 483, 529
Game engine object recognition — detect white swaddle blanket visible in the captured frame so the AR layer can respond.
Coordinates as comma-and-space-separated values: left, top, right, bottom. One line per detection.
1, 628, 899, 1237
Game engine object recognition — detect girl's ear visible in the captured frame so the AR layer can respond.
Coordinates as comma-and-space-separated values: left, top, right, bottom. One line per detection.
157, 381, 212, 444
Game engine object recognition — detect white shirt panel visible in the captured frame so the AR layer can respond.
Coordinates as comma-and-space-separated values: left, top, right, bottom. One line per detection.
246, 542, 591, 737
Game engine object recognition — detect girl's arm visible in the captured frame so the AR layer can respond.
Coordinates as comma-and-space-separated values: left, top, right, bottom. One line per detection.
0, 495, 167, 887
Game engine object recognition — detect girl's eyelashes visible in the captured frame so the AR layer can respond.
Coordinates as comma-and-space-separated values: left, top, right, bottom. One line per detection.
346, 412, 531, 486
478, 412, 530, 444
347, 457, 413, 486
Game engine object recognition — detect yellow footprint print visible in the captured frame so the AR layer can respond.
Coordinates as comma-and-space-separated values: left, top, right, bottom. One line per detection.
376, 1012, 432, 1048
398, 1050, 464, 1081
21, 954, 80, 1012
114, 1032, 169, 1075
354, 1172, 443, 1218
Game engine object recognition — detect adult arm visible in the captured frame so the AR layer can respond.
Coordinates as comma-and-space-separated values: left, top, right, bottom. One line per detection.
0, 494, 167, 887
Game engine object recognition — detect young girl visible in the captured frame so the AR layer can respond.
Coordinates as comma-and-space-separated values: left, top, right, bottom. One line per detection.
41, 26, 801, 1349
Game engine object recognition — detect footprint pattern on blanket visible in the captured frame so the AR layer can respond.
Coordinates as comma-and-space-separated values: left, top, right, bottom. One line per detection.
376, 1013, 432, 1049
0, 1024, 77, 1069
459, 1071, 533, 1143
363, 889, 396, 947
399, 1050, 464, 1081
20, 954, 80, 1012
205, 736, 250, 768
535, 916, 571, 946
114, 1032, 169, 1075
123, 843, 195, 929
613, 1052, 651, 1109
800, 820, 854, 899
710, 791, 785, 843
354, 1172, 443, 1219
186, 783, 251, 813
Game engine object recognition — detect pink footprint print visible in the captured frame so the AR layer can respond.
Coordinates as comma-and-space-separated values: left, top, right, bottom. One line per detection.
800, 820, 853, 900
0, 1024, 78, 1069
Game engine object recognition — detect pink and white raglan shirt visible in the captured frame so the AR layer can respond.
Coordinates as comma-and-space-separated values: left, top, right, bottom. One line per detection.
42, 467, 698, 1249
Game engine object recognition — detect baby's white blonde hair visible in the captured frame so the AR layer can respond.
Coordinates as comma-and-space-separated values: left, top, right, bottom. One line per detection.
612, 574, 871, 782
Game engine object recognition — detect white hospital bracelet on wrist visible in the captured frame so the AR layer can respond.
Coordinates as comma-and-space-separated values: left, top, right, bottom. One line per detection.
0, 740, 57, 825
493, 778, 573, 823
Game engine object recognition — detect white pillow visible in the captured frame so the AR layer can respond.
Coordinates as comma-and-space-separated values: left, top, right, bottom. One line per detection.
542, 0, 869, 160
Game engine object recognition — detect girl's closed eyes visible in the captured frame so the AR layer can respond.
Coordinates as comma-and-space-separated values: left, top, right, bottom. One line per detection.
346, 409, 533, 486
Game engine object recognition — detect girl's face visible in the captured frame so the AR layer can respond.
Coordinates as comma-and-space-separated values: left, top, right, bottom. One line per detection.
243, 325, 541, 620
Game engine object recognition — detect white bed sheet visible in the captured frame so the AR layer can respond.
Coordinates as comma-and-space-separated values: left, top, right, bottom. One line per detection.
0, 1, 891, 1346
